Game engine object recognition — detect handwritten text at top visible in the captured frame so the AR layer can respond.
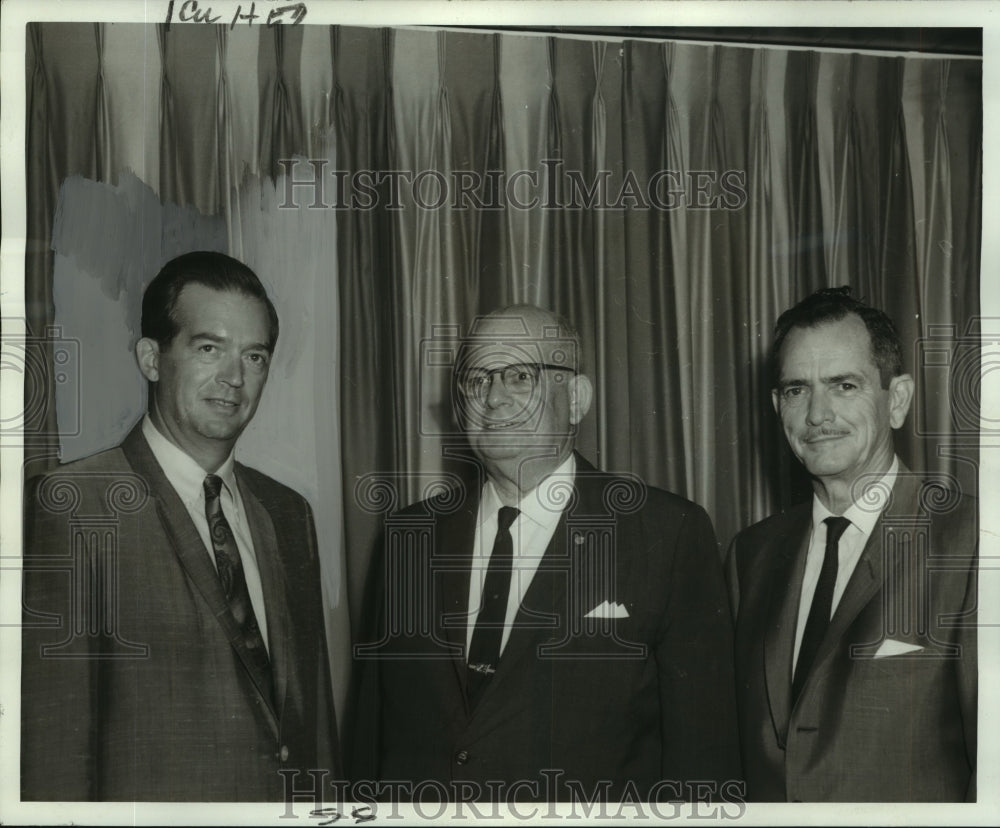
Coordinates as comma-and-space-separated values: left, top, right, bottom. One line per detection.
165, 0, 308, 29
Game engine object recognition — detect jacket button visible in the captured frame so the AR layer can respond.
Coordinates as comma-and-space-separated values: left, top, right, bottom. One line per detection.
455, 749, 470, 765
278, 745, 289, 762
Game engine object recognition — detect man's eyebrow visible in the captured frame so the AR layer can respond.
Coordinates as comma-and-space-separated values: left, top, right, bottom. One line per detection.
776, 371, 868, 389
775, 377, 806, 390
188, 333, 271, 351
822, 372, 866, 385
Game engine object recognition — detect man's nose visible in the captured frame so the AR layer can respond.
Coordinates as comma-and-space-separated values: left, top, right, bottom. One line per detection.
805, 387, 833, 426
484, 372, 513, 408
217, 353, 245, 387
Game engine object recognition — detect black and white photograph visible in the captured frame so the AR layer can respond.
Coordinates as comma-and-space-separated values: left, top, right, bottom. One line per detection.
0, 1, 996, 824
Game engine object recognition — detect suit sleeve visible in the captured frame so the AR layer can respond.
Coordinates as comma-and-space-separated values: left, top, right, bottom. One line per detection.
657, 503, 743, 794
301, 496, 343, 779
958, 536, 978, 802
724, 535, 741, 618
343, 528, 387, 784
20, 475, 99, 801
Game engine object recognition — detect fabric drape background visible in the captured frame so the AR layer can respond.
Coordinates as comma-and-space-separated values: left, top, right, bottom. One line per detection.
21, 23, 982, 731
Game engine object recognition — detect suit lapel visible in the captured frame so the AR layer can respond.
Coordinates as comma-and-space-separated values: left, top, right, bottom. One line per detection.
121, 425, 279, 732
761, 504, 812, 747
810, 468, 921, 675
237, 466, 289, 723
434, 482, 482, 704
122, 424, 230, 616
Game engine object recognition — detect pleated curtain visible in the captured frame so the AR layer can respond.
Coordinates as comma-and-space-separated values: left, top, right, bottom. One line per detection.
24, 23, 982, 717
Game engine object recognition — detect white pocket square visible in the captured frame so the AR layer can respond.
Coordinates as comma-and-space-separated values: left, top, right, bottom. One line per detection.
873, 639, 924, 658
585, 600, 629, 619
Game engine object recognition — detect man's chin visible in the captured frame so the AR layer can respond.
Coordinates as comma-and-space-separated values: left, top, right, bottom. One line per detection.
469, 435, 561, 462
196, 420, 248, 443
798, 452, 855, 480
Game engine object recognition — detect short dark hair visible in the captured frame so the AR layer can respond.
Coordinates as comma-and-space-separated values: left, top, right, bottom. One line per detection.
770, 286, 903, 389
141, 251, 279, 350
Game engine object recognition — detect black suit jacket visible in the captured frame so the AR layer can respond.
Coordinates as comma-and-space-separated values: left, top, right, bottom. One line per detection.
21, 423, 340, 801
727, 468, 977, 801
352, 453, 741, 802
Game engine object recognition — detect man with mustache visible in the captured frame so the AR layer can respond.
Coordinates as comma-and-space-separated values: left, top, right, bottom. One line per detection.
354, 304, 741, 804
21, 251, 339, 801
727, 287, 977, 801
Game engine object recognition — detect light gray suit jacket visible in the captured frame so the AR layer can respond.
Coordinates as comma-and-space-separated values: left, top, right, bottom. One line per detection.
727, 467, 977, 801
21, 423, 340, 801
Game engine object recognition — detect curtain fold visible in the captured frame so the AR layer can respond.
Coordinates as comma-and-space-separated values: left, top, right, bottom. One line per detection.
499, 36, 551, 307
331, 25, 400, 634
547, 37, 602, 462
23, 23, 982, 728
743, 48, 792, 525
24, 23, 108, 475
158, 24, 220, 212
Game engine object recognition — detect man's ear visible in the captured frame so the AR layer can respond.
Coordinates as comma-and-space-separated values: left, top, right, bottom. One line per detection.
771, 388, 780, 416
887, 373, 915, 429
568, 374, 594, 426
135, 338, 161, 382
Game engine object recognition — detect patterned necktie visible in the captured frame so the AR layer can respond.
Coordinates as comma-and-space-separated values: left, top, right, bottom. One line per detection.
203, 474, 273, 704
467, 506, 520, 708
793, 515, 852, 704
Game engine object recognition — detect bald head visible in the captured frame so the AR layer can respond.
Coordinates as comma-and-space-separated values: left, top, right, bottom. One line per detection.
462, 304, 583, 373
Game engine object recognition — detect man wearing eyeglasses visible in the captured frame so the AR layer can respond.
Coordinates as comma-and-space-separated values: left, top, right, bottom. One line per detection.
353, 305, 741, 805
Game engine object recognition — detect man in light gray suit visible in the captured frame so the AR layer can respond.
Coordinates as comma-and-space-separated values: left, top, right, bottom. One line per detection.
727, 287, 976, 801
22, 251, 339, 801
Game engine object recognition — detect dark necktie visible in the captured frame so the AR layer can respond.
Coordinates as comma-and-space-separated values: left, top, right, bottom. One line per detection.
466, 506, 520, 708
792, 515, 851, 704
203, 474, 273, 703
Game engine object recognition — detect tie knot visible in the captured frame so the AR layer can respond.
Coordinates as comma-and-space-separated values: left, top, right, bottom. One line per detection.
824, 515, 851, 545
204, 474, 224, 500
497, 506, 520, 533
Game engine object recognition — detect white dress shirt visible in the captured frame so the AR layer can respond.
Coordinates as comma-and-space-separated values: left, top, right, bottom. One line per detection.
142, 416, 270, 651
792, 457, 899, 671
466, 454, 576, 658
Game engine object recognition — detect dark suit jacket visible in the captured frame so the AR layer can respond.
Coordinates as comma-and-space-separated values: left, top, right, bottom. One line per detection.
21, 424, 340, 801
727, 468, 977, 801
352, 453, 741, 802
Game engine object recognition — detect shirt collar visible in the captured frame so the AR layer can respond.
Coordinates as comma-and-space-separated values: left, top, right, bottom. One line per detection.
480, 454, 577, 531
142, 415, 238, 505
811, 455, 899, 537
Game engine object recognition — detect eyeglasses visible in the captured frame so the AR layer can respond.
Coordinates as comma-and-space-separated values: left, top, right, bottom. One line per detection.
457, 362, 573, 400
